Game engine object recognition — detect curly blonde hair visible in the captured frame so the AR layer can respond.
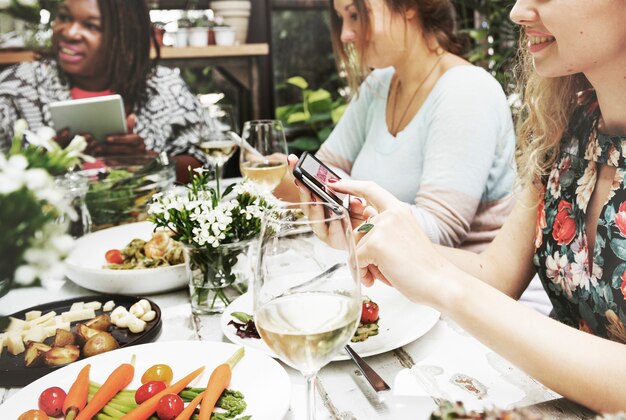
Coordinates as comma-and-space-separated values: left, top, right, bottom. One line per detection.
515, 30, 591, 188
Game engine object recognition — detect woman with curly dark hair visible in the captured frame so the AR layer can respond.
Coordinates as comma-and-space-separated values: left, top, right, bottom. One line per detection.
0, 0, 205, 181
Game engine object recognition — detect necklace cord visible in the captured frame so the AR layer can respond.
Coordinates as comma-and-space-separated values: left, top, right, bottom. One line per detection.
390, 54, 443, 135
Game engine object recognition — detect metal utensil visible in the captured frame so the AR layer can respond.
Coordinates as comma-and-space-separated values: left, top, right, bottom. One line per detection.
279, 262, 345, 297
344, 344, 391, 392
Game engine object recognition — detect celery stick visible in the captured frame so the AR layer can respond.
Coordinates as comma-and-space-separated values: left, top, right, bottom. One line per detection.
101, 404, 126, 418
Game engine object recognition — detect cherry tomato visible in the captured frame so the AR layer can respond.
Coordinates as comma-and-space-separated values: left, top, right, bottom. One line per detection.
141, 364, 174, 385
105, 249, 124, 264
361, 298, 379, 324
38, 386, 67, 417
18, 410, 49, 420
156, 393, 184, 420
135, 381, 167, 404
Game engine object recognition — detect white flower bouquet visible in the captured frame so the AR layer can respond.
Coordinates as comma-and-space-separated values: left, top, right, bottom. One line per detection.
148, 170, 279, 312
0, 120, 89, 293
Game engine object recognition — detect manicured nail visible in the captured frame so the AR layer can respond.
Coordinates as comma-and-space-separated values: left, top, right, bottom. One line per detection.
328, 178, 338, 183
357, 223, 374, 233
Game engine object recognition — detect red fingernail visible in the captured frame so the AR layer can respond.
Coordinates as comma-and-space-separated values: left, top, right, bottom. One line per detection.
328, 178, 338, 183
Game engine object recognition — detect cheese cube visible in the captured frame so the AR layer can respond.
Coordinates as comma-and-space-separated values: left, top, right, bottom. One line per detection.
7, 317, 28, 332
69, 302, 85, 312
23, 326, 46, 343
61, 308, 95, 323
28, 311, 57, 327
103, 300, 115, 312
7, 332, 25, 355
25, 310, 42, 321
84, 301, 102, 310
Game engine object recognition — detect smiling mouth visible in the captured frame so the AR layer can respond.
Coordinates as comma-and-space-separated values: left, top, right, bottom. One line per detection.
60, 47, 80, 56
528, 35, 555, 46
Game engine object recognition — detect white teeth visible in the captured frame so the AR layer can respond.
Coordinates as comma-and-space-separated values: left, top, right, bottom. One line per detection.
528, 35, 555, 46
61, 47, 77, 56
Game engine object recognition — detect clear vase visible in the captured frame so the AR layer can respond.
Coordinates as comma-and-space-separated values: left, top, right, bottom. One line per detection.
185, 240, 253, 315
55, 172, 92, 238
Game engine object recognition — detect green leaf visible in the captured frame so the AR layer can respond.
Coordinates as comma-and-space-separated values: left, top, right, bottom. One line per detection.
289, 136, 322, 152
306, 89, 333, 114
287, 111, 311, 124
331, 104, 347, 124
223, 182, 236, 198
231, 312, 254, 323
287, 76, 309, 90
317, 126, 333, 142
610, 238, 626, 261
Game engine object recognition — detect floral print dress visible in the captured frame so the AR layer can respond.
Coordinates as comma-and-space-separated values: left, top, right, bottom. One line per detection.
534, 90, 626, 344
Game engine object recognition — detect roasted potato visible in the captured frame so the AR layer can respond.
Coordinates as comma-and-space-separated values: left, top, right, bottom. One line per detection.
44, 345, 80, 366
82, 332, 119, 358
85, 314, 112, 331
75, 323, 100, 345
53, 328, 76, 347
24, 342, 52, 367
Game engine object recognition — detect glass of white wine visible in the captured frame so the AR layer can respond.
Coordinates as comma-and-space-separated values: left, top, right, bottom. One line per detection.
239, 119, 288, 192
198, 104, 239, 192
254, 203, 361, 420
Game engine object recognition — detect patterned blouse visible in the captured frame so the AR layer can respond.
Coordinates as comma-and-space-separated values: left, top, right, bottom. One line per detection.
534, 90, 626, 344
0, 59, 206, 164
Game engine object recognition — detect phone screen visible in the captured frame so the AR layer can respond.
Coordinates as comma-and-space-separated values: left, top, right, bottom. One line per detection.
298, 153, 349, 208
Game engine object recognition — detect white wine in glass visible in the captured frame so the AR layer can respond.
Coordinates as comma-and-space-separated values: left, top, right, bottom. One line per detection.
239, 120, 288, 191
199, 104, 239, 192
254, 203, 361, 420
199, 139, 238, 167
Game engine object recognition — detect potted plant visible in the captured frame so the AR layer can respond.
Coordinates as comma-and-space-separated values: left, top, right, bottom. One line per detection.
188, 14, 209, 47
211, 16, 235, 46
210, 0, 250, 44
174, 16, 193, 47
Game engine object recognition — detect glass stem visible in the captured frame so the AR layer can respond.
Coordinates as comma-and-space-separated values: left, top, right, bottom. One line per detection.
304, 372, 317, 420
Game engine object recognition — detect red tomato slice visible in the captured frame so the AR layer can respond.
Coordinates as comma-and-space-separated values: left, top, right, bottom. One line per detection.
105, 249, 124, 264
361, 299, 379, 324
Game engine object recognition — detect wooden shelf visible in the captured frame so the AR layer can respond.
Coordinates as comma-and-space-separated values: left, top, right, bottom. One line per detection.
159, 44, 269, 59
0, 50, 36, 65
0, 43, 269, 65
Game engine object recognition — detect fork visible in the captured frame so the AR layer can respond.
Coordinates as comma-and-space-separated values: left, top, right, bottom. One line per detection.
344, 344, 391, 392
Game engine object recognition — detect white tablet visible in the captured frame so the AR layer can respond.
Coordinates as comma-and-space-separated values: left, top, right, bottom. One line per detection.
49, 94, 127, 142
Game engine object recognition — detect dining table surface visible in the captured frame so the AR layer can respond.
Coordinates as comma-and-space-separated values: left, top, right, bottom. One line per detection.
0, 275, 596, 419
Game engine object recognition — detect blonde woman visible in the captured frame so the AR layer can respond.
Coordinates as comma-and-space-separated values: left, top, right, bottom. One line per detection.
329, 0, 626, 411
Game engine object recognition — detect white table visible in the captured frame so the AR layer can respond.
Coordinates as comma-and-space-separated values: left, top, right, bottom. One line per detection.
0, 278, 593, 419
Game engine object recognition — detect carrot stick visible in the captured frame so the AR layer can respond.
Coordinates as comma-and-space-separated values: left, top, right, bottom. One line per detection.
63, 364, 91, 420
174, 390, 206, 420
198, 347, 245, 420
120, 366, 205, 420
75, 361, 135, 420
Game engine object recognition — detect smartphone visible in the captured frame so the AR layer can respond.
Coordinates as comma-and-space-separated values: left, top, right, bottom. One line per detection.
293, 152, 350, 211
49, 94, 127, 143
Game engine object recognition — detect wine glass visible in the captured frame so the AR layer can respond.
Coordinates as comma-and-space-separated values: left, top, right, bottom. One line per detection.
254, 202, 361, 420
239, 119, 288, 192
198, 104, 239, 193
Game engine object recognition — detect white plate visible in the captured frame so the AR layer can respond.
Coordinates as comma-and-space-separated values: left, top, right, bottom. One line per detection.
0, 340, 291, 420
64, 221, 187, 295
221, 281, 440, 361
